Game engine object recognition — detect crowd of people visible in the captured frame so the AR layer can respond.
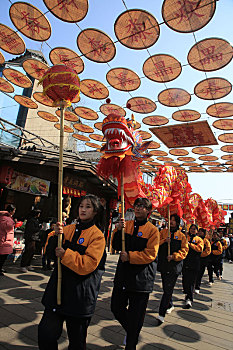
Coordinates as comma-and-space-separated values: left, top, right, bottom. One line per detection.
0, 196, 233, 350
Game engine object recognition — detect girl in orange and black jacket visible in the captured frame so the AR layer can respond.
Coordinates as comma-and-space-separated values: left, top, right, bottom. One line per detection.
182, 224, 204, 308
111, 197, 160, 350
218, 231, 228, 279
155, 213, 189, 326
38, 195, 106, 350
207, 231, 223, 284
195, 228, 211, 292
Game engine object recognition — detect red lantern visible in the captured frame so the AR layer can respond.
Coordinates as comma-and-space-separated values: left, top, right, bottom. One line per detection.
40, 65, 81, 306
39, 65, 80, 106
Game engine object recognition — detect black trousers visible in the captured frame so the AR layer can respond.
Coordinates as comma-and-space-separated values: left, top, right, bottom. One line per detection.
0, 254, 8, 271
38, 309, 91, 350
228, 248, 233, 261
42, 253, 51, 268
182, 267, 198, 302
207, 258, 220, 282
217, 256, 224, 276
111, 286, 149, 350
195, 257, 209, 290
159, 270, 179, 317
21, 240, 36, 267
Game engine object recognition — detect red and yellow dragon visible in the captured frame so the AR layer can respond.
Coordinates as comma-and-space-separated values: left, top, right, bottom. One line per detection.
97, 113, 226, 227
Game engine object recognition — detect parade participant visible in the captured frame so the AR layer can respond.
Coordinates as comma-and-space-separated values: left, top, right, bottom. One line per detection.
223, 233, 230, 260
38, 195, 106, 350
20, 209, 41, 272
195, 228, 211, 293
218, 231, 228, 279
207, 231, 223, 285
0, 204, 16, 275
155, 213, 189, 326
182, 224, 204, 308
111, 197, 159, 350
228, 233, 233, 263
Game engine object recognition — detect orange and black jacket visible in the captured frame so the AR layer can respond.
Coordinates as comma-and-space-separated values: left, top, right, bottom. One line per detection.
158, 228, 189, 274
201, 237, 211, 258
220, 238, 228, 251
183, 234, 204, 270
210, 239, 223, 259
112, 218, 160, 293
42, 220, 106, 318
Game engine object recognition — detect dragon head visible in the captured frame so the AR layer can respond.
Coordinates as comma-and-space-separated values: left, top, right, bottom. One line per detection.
101, 114, 136, 154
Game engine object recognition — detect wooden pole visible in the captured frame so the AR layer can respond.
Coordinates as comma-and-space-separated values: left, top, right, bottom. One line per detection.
57, 102, 65, 305
167, 204, 171, 256
184, 221, 188, 238
121, 173, 125, 251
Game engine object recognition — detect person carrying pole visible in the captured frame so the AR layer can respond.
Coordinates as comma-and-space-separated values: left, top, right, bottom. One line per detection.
217, 230, 228, 279
207, 231, 223, 285
38, 195, 106, 350
155, 213, 189, 326
111, 197, 159, 350
195, 228, 211, 293
182, 224, 204, 308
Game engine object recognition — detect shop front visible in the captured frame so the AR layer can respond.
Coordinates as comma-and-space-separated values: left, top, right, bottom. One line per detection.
0, 145, 117, 247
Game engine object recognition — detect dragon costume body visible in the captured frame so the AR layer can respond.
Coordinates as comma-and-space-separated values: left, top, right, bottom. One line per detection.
97, 113, 226, 227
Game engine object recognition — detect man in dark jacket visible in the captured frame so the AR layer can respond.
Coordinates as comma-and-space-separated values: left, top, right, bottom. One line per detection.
155, 214, 189, 326
20, 209, 41, 272
111, 197, 160, 350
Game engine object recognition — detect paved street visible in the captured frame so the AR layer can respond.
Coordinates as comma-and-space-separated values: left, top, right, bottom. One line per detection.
0, 254, 233, 349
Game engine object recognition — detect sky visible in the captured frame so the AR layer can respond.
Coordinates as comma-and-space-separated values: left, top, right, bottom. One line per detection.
0, 0, 233, 220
